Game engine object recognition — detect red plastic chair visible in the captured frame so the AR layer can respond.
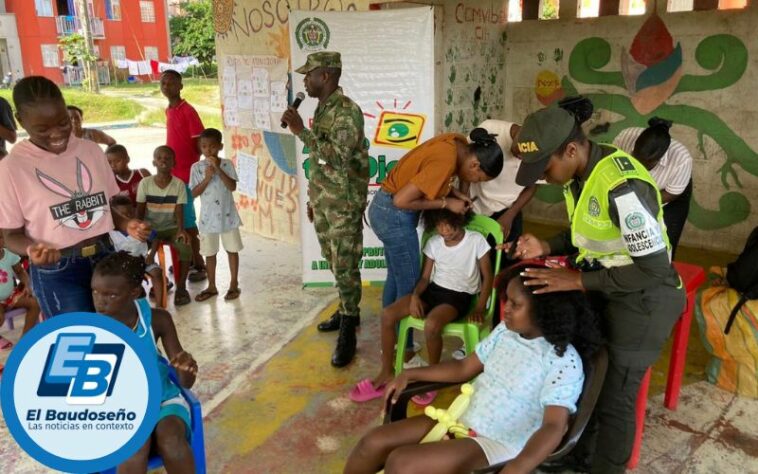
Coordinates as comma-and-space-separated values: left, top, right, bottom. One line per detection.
628, 261, 706, 469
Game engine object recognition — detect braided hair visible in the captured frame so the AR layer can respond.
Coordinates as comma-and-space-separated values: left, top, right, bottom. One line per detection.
633, 117, 673, 165
94, 251, 146, 289
13, 76, 64, 114
468, 127, 504, 178
496, 264, 604, 361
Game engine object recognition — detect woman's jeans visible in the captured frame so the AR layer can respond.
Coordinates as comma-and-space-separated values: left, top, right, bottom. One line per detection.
368, 189, 421, 308
30, 251, 110, 317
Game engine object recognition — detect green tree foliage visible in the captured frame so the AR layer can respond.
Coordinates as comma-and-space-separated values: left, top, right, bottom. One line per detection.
59, 33, 99, 92
169, 0, 216, 73
59, 33, 97, 65
540, 0, 558, 19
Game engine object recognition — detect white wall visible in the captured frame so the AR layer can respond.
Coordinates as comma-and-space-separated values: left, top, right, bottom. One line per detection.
0, 13, 25, 80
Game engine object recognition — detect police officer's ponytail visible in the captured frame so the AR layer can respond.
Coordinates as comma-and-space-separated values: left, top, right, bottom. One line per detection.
633, 117, 673, 165
555, 96, 594, 154
468, 127, 503, 178
558, 96, 594, 125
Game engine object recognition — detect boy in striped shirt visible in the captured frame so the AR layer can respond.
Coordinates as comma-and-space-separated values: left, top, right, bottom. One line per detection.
136, 146, 193, 306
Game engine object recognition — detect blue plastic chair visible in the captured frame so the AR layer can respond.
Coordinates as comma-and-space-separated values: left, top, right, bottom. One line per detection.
393, 215, 503, 375
101, 357, 206, 474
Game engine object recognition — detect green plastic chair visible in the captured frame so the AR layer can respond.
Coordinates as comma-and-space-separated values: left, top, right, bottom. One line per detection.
393, 214, 503, 375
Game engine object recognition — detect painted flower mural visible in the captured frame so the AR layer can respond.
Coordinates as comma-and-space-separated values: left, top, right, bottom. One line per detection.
621, 13, 683, 115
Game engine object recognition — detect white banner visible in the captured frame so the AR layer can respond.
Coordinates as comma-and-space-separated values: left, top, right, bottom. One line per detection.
290, 8, 435, 285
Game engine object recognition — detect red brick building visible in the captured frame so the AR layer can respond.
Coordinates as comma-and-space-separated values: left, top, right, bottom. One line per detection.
1, 0, 170, 84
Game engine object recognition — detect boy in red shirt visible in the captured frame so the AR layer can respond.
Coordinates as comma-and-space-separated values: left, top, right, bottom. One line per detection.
161, 70, 207, 281
105, 144, 151, 205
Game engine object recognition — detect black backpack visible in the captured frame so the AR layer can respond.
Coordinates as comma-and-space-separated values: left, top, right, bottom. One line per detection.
724, 226, 758, 334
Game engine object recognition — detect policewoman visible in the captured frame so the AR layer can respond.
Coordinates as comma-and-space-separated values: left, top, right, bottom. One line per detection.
509, 97, 685, 473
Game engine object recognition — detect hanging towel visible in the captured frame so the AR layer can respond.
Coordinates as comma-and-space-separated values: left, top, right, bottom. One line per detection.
137, 61, 151, 75
127, 60, 139, 76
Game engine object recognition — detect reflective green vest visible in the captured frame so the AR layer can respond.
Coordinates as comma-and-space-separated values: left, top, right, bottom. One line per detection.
564, 147, 670, 267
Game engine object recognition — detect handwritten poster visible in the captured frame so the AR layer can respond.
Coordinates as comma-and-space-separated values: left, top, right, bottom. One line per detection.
236, 151, 259, 199
270, 81, 288, 112
254, 99, 271, 130
237, 79, 253, 109
252, 68, 270, 97
222, 70, 236, 97
220, 55, 288, 132
223, 100, 239, 127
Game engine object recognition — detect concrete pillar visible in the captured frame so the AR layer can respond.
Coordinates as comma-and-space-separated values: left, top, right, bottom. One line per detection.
523, 0, 540, 20
600, 0, 621, 15
558, 0, 577, 18
694, 0, 719, 9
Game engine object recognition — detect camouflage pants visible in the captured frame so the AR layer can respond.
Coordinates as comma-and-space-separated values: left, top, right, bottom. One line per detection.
312, 205, 364, 318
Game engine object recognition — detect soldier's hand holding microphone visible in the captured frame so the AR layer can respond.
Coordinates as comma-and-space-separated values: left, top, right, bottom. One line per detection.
281, 92, 306, 135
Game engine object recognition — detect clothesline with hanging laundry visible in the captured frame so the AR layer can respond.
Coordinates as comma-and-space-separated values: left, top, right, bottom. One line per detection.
113, 56, 202, 76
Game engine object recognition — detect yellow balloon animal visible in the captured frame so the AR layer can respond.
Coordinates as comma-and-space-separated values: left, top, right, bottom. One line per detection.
377, 383, 474, 474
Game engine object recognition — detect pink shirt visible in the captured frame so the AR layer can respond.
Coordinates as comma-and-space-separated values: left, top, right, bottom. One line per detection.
0, 136, 120, 248
166, 100, 204, 183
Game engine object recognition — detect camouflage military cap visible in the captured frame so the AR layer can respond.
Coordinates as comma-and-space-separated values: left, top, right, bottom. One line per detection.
295, 51, 342, 74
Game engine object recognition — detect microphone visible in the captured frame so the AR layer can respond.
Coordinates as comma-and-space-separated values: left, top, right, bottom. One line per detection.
281, 92, 306, 128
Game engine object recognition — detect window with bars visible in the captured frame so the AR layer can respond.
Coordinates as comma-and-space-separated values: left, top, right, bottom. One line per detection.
110, 46, 126, 62
106, 0, 122, 20
140, 1, 156, 22
35, 0, 54, 17
41, 45, 60, 68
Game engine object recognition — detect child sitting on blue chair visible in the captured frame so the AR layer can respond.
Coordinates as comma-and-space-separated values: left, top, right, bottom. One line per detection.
92, 251, 198, 473
350, 209, 493, 406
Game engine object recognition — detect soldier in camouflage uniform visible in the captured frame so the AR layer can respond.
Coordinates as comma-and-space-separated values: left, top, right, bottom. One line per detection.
282, 51, 369, 367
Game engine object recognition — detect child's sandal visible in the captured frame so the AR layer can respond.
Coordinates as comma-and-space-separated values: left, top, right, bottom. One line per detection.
224, 288, 241, 301
194, 289, 218, 302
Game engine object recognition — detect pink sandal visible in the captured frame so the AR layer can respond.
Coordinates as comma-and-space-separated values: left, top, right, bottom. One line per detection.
411, 391, 437, 406
349, 378, 386, 403
0, 337, 12, 350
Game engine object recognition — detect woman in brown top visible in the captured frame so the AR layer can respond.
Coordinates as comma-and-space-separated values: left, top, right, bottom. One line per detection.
368, 128, 503, 344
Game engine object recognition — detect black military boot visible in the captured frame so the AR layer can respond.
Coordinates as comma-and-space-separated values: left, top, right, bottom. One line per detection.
317, 310, 360, 332
331, 314, 358, 367
317, 310, 342, 332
